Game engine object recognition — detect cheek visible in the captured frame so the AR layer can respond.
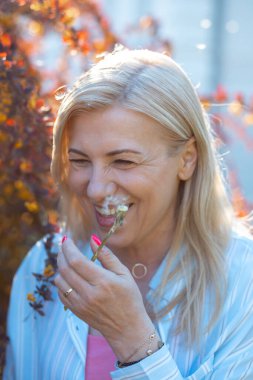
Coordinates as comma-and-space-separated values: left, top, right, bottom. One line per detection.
67, 169, 87, 196
148, 168, 180, 205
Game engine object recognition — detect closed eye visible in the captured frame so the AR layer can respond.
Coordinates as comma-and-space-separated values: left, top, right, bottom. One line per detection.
115, 159, 134, 164
113, 159, 137, 167
69, 158, 90, 165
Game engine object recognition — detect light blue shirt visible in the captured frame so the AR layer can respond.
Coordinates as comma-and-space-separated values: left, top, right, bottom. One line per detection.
4, 231, 253, 379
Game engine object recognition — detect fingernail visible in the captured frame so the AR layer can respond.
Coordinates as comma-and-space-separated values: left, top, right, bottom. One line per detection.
61, 235, 67, 244
91, 234, 101, 246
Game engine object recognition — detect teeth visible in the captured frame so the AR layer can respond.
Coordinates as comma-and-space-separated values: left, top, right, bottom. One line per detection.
95, 206, 116, 216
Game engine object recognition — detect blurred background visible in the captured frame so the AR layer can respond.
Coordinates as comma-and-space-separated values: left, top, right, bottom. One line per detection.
103, 0, 253, 96
0, 0, 252, 373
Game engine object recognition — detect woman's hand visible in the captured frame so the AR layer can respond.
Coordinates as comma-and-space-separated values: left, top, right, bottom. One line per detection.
54, 237, 155, 362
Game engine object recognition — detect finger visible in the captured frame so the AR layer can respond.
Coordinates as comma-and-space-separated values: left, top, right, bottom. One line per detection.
61, 237, 106, 283
57, 245, 93, 291
54, 274, 77, 306
90, 237, 129, 276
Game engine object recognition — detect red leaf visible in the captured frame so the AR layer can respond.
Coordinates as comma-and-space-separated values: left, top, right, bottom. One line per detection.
1, 34, 12, 48
6, 119, 16, 127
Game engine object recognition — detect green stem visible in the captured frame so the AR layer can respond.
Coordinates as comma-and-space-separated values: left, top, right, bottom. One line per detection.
91, 226, 116, 262
90, 204, 128, 262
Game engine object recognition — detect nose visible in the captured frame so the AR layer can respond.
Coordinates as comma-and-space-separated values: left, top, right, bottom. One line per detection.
86, 166, 117, 203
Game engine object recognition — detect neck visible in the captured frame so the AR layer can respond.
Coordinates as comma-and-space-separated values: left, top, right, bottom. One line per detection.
110, 227, 173, 283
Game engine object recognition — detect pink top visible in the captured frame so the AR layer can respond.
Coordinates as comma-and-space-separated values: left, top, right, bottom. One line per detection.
85, 334, 116, 380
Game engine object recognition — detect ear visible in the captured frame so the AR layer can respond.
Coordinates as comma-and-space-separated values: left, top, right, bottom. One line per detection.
178, 137, 198, 181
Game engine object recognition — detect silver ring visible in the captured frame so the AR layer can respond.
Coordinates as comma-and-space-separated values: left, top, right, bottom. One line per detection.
64, 288, 73, 298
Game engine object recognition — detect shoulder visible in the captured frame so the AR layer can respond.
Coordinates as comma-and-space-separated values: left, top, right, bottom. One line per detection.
13, 233, 62, 285
225, 230, 253, 303
7, 233, 63, 322
226, 229, 253, 268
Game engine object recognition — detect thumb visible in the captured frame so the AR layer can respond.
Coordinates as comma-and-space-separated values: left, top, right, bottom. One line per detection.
90, 235, 127, 275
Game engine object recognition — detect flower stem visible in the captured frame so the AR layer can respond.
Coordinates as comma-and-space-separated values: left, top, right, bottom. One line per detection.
91, 205, 128, 262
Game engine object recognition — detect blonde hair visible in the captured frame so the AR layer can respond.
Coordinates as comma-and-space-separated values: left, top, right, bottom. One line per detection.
51, 47, 234, 344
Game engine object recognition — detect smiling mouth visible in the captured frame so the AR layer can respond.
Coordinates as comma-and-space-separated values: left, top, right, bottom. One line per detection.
95, 203, 133, 216
94, 204, 132, 229
95, 205, 117, 216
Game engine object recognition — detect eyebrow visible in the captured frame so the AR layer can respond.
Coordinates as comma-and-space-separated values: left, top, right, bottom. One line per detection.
68, 148, 142, 156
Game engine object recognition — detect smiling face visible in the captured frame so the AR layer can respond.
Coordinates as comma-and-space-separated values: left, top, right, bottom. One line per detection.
67, 105, 187, 251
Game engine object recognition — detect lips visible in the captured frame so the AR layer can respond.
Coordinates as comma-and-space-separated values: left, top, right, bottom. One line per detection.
94, 203, 132, 229
95, 208, 116, 228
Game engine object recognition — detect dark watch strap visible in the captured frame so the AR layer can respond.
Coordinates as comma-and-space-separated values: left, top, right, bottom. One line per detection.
117, 342, 164, 368
117, 360, 141, 367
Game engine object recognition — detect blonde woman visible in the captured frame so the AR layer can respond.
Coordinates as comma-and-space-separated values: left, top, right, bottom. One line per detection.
4, 48, 253, 379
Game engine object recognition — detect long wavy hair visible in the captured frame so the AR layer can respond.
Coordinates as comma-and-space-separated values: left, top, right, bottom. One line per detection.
51, 47, 234, 344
